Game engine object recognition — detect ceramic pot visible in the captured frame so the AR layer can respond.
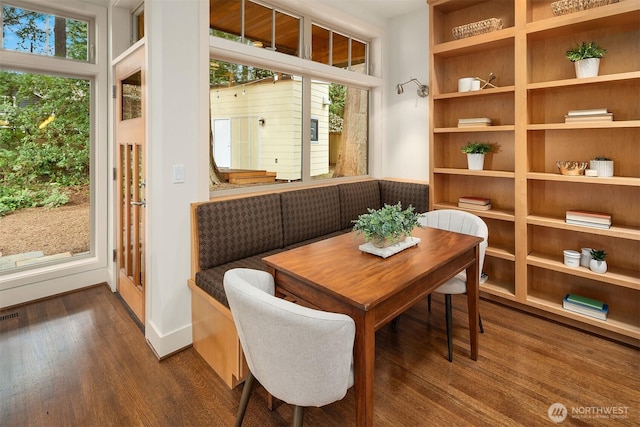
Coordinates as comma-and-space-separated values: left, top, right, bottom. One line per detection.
580, 248, 592, 268
589, 160, 614, 177
589, 259, 607, 274
575, 58, 600, 78
467, 153, 485, 170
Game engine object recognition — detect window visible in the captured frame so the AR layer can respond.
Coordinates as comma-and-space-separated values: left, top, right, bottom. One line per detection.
0, 1, 104, 278
1, 4, 91, 62
310, 118, 318, 142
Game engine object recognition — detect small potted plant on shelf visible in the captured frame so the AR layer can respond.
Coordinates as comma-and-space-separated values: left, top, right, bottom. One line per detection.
589, 249, 608, 274
566, 41, 607, 78
461, 141, 493, 170
589, 156, 614, 177
352, 202, 421, 248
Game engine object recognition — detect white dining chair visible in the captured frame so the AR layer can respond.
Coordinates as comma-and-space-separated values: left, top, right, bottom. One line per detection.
224, 268, 355, 427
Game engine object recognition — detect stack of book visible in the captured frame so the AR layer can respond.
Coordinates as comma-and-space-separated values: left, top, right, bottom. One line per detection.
565, 210, 611, 229
563, 294, 608, 320
564, 108, 613, 123
458, 196, 491, 211
458, 117, 492, 127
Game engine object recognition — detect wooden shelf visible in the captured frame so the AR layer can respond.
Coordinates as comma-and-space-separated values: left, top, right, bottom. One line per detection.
527, 71, 640, 90
433, 85, 515, 100
526, 172, 640, 187
434, 125, 515, 133
429, 0, 639, 345
526, 295, 640, 340
528, 252, 640, 291
527, 215, 640, 240
433, 167, 514, 178
433, 202, 515, 222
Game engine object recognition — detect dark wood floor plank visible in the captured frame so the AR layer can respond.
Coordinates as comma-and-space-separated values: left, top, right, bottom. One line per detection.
1, 284, 638, 426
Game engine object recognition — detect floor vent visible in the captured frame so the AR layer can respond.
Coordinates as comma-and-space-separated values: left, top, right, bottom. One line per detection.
0, 312, 19, 321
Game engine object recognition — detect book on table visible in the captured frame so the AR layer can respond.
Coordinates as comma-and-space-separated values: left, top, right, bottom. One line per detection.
563, 294, 608, 320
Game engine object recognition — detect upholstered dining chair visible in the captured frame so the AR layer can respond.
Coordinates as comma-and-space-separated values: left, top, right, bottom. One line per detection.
392, 209, 487, 362
421, 209, 488, 362
224, 268, 355, 427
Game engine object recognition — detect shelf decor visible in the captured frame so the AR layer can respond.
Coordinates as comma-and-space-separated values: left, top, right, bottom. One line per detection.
452, 18, 502, 40
551, 0, 619, 16
556, 161, 588, 175
589, 157, 614, 177
566, 41, 607, 78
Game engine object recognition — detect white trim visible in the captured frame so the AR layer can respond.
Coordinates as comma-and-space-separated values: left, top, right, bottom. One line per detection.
145, 318, 193, 359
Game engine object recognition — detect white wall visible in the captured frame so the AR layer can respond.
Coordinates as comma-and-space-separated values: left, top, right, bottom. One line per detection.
143, 0, 210, 356
383, 7, 430, 181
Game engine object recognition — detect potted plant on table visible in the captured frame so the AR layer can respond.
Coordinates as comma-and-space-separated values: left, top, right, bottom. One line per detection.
566, 41, 607, 78
589, 249, 608, 274
352, 202, 421, 248
461, 141, 493, 170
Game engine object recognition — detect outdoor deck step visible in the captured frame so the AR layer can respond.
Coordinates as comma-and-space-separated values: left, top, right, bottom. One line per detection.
219, 168, 277, 184
15, 252, 73, 267
0, 251, 46, 270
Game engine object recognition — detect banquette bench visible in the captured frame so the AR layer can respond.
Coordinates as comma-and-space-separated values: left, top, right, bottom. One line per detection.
187, 179, 429, 388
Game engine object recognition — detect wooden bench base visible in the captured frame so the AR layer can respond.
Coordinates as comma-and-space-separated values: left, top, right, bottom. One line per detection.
188, 279, 247, 389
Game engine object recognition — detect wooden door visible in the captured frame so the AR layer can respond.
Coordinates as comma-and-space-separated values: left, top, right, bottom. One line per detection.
115, 44, 146, 324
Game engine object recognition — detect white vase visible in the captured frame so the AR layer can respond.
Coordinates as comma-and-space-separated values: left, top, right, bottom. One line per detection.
589, 259, 607, 274
467, 153, 485, 170
575, 58, 600, 78
589, 160, 614, 177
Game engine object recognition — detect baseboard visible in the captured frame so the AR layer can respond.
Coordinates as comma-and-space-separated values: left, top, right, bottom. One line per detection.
146, 318, 193, 359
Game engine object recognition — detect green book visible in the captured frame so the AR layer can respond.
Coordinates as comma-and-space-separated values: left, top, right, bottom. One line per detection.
566, 294, 604, 310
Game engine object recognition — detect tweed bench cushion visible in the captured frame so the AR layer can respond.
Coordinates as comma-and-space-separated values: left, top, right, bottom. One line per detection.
195, 249, 283, 308
379, 180, 430, 214
196, 193, 283, 270
280, 186, 341, 247
338, 181, 382, 230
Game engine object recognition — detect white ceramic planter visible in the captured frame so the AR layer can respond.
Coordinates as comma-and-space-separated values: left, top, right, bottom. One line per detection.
467, 153, 485, 170
575, 58, 600, 78
590, 259, 608, 274
589, 160, 614, 177
580, 248, 592, 268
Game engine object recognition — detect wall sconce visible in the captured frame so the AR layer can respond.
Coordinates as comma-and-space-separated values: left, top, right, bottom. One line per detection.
322, 96, 331, 107
396, 78, 429, 97
258, 117, 265, 126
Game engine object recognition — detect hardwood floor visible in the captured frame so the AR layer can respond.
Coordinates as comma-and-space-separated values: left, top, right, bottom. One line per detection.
1, 283, 638, 426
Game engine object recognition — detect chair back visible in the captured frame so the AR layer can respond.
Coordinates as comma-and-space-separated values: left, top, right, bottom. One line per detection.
419, 209, 488, 273
224, 268, 355, 408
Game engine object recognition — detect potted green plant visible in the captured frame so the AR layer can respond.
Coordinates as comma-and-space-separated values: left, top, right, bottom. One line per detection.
589, 156, 614, 177
589, 249, 608, 274
461, 141, 493, 170
566, 41, 607, 78
352, 202, 421, 248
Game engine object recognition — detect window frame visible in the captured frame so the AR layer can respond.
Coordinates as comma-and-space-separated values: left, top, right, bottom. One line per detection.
0, 0, 108, 295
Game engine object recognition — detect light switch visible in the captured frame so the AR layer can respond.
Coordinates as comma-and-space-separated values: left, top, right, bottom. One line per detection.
173, 164, 184, 183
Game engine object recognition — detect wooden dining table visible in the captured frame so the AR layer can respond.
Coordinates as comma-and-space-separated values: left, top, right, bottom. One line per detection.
262, 226, 482, 426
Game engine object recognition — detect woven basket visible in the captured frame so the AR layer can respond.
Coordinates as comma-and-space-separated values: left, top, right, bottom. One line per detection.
551, 0, 619, 16
452, 18, 503, 40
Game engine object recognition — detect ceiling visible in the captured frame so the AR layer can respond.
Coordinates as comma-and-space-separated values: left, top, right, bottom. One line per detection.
320, 0, 426, 20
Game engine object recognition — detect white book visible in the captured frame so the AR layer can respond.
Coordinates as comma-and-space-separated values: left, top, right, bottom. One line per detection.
458, 117, 492, 124
565, 219, 611, 229
567, 108, 609, 116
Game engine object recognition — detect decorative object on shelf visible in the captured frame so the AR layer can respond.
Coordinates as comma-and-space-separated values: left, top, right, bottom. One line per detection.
566, 41, 607, 78
458, 117, 492, 128
475, 72, 497, 89
458, 77, 479, 92
461, 142, 493, 170
563, 250, 581, 267
565, 108, 613, 123
352, 202, 421, 249
452, 18, 502, 40
589, 249, 608, 273
458, 196, 491, 211
556, 160, 588, 175
562, 294, 608, 320
580, 247, 593, 267
551, 0, 619, 16
396, 78, 429, 97
589, 156, 614, 177
565, 209, 612, 229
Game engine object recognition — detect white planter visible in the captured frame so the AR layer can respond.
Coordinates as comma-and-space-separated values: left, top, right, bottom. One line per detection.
467, 153, 485, 170
580, 248, 592, 268
590, 259, 607, 274
575, 58, 600, 78
589, 160, 614, 177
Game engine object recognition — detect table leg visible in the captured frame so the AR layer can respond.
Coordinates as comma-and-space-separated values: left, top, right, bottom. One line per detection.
467, 246, 479, 361
353, 311, 375, 427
